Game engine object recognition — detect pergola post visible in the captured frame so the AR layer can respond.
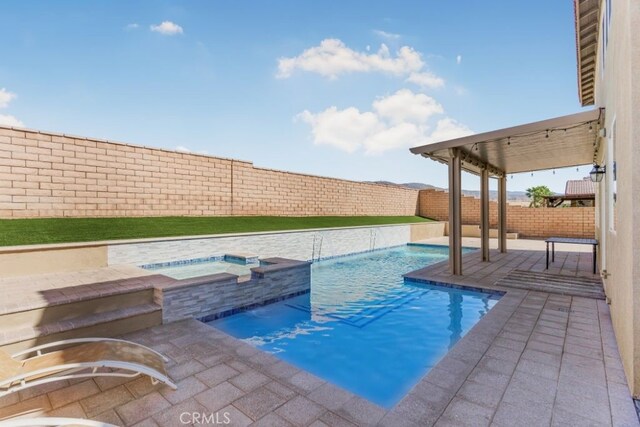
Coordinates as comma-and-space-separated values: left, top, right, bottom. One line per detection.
448, 149, 463, 275
480, 169, 490, 261
498, 175, 507, 253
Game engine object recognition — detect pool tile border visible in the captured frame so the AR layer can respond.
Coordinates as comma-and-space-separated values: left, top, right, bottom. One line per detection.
198, 289, 311, 323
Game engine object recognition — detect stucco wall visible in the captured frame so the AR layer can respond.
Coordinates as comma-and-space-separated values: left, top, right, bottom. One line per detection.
594, 0, 640, 397
0, 127, 419, 218
418, 189, 595, 239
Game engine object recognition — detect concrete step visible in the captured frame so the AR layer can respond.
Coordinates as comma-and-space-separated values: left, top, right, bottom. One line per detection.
0, 303, 162, 353
0, 289, 154, 331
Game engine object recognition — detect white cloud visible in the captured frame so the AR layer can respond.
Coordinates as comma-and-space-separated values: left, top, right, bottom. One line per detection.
372, 89, 443, 124
0, 114, 24, 128
373, 30, 401, 41
0, 88, 17, 109
406, 71, 445, 89
456, 54, 462, 65
150, 21, 183, 35
297, 107, 382, 153
363, 122, 424, 154
126, 23, 140, 30
297, 89, 470, 155
428, 118, 473, 143
276, 39, 425, 79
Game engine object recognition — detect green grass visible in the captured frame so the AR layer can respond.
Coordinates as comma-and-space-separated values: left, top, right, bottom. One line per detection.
0, 216, 433, 247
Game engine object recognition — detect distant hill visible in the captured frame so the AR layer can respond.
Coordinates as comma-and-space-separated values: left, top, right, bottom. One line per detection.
368, 181, 530, 202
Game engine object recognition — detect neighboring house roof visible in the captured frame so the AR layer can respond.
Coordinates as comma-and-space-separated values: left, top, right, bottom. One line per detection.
565, 178, 596, 197
574, 0, 601, 106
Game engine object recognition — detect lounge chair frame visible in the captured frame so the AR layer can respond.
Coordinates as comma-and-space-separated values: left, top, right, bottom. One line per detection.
0, 338, 177, 397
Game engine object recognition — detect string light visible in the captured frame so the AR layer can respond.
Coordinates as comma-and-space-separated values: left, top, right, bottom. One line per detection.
545, 130, 550, 138
507, 137, 511, 146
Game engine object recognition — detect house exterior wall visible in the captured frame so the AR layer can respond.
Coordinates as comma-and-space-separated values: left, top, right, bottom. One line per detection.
418, 189, 595, 239
593, 0, 640, 397
0, 127, 419, 218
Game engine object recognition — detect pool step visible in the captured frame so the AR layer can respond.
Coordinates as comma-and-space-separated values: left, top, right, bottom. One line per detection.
0, 304, 162, 354
286, 288, 428, 328
0, 275, 172, 353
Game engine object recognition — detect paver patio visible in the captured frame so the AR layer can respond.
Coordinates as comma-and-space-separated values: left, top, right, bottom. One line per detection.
0, 239, 637, 426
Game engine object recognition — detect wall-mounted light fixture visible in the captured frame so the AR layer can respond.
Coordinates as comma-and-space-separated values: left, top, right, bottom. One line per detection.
589, 164, 606, 182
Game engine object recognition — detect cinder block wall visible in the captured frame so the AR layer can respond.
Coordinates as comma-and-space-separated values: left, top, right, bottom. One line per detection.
0, 126, 419, 218
418, 189, 595, 239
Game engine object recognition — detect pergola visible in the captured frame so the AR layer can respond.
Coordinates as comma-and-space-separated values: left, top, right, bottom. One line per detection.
409, 109, 603, 275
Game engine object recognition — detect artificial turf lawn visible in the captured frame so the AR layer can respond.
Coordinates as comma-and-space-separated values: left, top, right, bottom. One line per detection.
0, 216, 433, 246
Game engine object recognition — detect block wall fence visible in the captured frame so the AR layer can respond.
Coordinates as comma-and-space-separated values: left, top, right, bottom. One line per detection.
0, 127, 419, 218
418, 189, 596, 239
0, 125, 595, 239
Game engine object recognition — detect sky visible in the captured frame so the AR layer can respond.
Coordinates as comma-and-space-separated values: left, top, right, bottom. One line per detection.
0, 0, 593, 193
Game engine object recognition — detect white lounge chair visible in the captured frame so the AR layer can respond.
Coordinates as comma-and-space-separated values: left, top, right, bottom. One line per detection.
0, 338, 177, 397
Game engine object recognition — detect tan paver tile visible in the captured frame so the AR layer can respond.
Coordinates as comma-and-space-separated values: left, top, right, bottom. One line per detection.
152, 397, 208, 427
335, 396, 385, 426
195, 381, 244, 413
492, 400, 553, 427
44, 402, 86, 418
551, 407, 605, 427
219, 404, 253, 426
275, 395, 325, 425
263, 381, 297, 400
80, 385, 134, 418
232, 386, 287, 421
317, 411, 357, 427
49, 379, 100, 409
0, 395, 52, 420
251, 413, 294, 427
116, 391, 171, 425
285, 371, 326, 394
125, 376, 164, 399
439, 397, 493, 427
160, 376, 208, 405
554, 389, 612, 425
456, 380, 504, 409
93, 408, 124, 426
307, 382, 354, 411
229, 370, 270, 392
169, 359, 208, 381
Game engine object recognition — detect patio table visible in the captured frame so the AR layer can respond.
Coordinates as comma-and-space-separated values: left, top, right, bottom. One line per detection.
545, 237, 598, 274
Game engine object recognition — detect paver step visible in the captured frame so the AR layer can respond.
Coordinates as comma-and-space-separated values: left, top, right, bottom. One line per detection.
495, 270, 605, 299
0, 303, 162, 350
0, 274, 173, 316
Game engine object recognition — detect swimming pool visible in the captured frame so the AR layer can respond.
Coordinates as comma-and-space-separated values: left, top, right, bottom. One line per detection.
209, 245, 499, 408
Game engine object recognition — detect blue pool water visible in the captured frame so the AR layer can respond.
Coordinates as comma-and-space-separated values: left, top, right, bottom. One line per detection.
209, 245, 499, 408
